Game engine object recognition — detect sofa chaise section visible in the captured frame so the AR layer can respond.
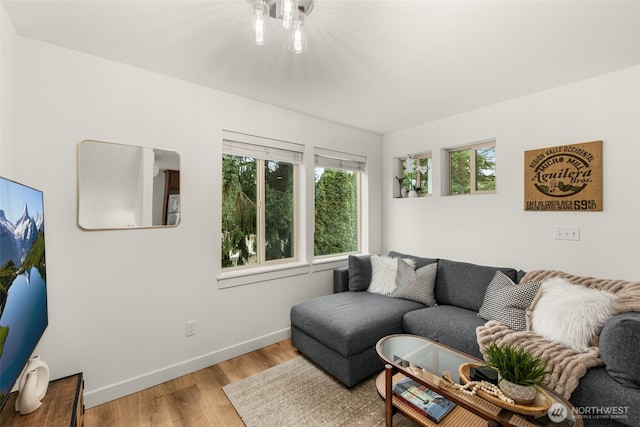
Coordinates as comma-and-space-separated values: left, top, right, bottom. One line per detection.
290, 291, 424, 387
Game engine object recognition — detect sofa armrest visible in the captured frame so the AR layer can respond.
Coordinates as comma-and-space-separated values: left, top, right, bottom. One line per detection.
599, 311, 640, 388
333, 267, 349, 293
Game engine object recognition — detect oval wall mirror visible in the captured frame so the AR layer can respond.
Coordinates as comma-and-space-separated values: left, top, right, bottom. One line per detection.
78, 140, 181, 229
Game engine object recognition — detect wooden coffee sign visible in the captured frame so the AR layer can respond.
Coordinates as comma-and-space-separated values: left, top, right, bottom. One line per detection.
524, 141, 602, 211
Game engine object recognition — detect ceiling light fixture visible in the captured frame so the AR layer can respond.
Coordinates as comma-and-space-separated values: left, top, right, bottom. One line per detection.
250, 0, 314, 54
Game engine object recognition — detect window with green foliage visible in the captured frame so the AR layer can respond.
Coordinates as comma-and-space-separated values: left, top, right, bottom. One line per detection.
314, 149, 365, 257
222, 154, 257, 268
448, 142, 496, 195
401, 155, 432, 196
221, 135, 301, 269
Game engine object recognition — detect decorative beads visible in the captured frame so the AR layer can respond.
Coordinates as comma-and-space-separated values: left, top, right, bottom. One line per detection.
441, 371, 515, 405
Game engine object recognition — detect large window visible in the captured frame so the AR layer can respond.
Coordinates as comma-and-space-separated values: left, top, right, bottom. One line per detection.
447, 141, 496, 195
222, 133, 302, 269
314, 149, 365, 257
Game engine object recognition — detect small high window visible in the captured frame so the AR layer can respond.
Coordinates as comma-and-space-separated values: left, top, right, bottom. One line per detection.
446, 141, 496, 195
399, 154, 432, 197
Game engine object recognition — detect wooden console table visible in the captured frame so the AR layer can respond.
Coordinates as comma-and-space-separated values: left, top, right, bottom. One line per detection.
0, 372, 84, 426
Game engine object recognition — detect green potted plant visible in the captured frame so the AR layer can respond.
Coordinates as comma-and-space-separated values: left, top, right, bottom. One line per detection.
483, 343, 548, 405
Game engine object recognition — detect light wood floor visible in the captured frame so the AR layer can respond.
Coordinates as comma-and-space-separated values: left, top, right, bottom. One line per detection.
84, 339, 300, 426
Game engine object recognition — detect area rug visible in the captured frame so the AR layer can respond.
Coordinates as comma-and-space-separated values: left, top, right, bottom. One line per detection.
223, 356, 415, 426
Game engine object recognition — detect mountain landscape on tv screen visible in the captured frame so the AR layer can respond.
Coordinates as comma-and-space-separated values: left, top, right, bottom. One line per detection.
0, 178, 48, 410
0, 203, 43, 265
0, 201, 46, 358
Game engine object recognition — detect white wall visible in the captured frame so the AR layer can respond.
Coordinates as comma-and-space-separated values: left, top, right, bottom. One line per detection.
0, 6, 3, 160
0, 5, 17, 169
2, 23, 382, 407
383, 66, 640, 281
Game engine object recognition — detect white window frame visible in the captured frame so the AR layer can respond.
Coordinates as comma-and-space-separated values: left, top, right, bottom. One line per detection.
221, 130, 303, 272
313, 148, 366, 259
444, 139, 496, 196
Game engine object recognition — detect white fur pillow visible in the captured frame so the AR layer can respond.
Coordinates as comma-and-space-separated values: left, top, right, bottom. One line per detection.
367, 255, 399, 296
529, 277, 619, 352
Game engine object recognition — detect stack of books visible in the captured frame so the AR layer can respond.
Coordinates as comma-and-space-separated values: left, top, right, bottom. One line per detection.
392, 377, 456, 423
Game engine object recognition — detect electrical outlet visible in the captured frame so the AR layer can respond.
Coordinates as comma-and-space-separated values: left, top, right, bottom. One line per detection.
186, 320, 196, 337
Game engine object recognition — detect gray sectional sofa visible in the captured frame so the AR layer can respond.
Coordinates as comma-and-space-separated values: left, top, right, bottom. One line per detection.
289, 251, 640, 427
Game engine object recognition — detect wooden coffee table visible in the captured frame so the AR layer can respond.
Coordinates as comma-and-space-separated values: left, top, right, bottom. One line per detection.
376, 334, 582, 427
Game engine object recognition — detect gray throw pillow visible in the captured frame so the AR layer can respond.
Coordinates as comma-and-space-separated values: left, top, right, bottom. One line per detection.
348, 255, 372, 291
435, 259, 519, 312
390, 259, 438, 306
478, 270, 541, 331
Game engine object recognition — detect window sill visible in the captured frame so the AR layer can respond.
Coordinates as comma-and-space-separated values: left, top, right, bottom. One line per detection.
311, 255, 349, 272
218, 262, 310, 289
394, 194, 432, 199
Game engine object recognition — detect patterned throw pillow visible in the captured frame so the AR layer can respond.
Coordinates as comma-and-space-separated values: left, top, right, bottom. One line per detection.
390, 259, 438, 306
478, 271, 541, 331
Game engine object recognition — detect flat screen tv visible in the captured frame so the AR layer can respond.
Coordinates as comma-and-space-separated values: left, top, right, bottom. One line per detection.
0, 176, 48, 413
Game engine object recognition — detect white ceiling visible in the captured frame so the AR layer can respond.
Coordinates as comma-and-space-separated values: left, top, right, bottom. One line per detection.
3, 0, 640, 134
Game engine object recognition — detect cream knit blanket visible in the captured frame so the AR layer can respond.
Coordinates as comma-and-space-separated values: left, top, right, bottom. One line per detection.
477, 320, 600, 399
476, 270, 640, 399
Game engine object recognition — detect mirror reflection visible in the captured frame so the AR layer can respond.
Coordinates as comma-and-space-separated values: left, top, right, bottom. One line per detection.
78, 140, 181, 229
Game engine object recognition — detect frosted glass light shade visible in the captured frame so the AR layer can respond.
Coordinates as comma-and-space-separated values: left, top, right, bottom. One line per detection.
277, 0, 298, 29
252, 0, 269, 45
288, 14, 307, 54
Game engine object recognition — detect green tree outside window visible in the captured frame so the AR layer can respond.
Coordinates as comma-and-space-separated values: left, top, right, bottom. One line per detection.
222, 155, 295, 268
314, 168, 359, 256
449, 143, 496, 195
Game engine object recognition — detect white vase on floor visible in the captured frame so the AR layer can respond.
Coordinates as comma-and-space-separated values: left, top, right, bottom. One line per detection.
408, 189, 418, 198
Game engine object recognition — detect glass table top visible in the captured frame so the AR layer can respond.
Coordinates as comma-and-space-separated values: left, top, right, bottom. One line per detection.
377, 334, 478, 384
